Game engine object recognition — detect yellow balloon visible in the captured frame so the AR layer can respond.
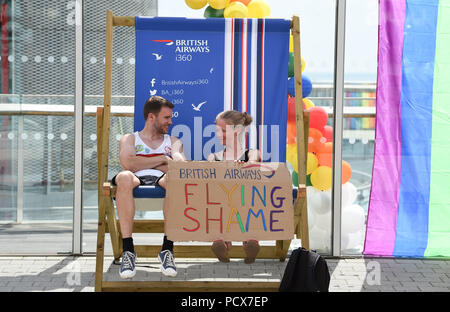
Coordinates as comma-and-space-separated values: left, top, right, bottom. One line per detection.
289, 35, 294, 53
185, 0, 208, 10
286, 144, 298, 172
286, 143, 297, 153
208, 0, 229, 10
224, 1, 248, 18
307, 152, 318, 175
310, 166, 332, 191
288, 37, 305, 72
247, 0, 270, 18
303, 98, 315, 110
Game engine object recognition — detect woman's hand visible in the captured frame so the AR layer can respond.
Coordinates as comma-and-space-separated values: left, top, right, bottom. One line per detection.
172, 152, 185, 161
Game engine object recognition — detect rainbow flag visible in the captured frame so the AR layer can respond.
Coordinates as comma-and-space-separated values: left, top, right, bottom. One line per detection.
364, 0, 450, 257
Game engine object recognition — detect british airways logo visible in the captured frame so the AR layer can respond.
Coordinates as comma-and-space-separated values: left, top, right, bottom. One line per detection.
152, 39, 174, 46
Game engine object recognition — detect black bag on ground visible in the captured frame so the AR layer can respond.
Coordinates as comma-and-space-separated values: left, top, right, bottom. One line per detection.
279, 247, 330, 292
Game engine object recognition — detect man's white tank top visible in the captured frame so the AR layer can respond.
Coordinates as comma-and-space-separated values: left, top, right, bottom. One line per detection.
134, 131, 172, 178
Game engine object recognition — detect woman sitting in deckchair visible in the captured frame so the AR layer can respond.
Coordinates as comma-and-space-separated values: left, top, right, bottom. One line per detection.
207, 110, 261, 264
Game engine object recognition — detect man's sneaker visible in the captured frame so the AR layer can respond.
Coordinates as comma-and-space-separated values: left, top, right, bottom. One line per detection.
119, 251, 136, 279
158, 249, 177, 277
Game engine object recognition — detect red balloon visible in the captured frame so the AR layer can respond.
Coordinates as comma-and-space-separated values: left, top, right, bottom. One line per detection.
309, 106, 328, 130
322, 125, 333, 142
287, 97, 296, 123
287, 97, 308, 124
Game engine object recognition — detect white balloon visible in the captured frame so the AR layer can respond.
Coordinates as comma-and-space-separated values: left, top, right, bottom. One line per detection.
306, 186, 318, 198
306, 187, 318, 215
309, 226, 328, 251
341, 232, 350, 250
307, 208, 316, 230
309, 190, 331, 215
342, 204, 366, 235
343, 230, 365, 252
321, 190, 332, 213
314, 211, 331, 231
342, 182, 357, 207
305, 192, 318, 231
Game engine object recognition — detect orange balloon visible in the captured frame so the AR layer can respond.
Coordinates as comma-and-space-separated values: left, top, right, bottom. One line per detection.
308, 128, 323, 143
319, 142, 333, 154
308, 141, 324, 155
317, 142, 333, 167
307, 128, 324, 154
286, 121, 296, 144
230, 0, 251, 5
342, 160, 352, 184
317, 153, 332, 167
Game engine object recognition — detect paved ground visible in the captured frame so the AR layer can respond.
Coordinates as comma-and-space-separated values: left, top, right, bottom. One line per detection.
0, 255, 449, 292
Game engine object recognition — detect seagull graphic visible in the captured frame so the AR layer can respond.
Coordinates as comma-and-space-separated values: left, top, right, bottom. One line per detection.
152, 53, 162, 61
192, 101, 207, 111
210, 67, 214, 74
149, 89, 157, 96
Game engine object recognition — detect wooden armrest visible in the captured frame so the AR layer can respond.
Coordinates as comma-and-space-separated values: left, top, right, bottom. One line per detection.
103, 182, 116, 197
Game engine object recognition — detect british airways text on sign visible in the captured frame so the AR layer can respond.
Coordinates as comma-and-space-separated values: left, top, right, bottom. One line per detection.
175, 40, 210, 62
175, 40, 210, 53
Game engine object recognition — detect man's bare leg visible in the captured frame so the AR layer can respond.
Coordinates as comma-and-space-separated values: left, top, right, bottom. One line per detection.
156, 171, 177, 276
114, 170, 140, 279
115, 170, 140, 239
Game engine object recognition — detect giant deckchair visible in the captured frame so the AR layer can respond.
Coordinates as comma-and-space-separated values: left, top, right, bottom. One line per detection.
95, 11, 309, 292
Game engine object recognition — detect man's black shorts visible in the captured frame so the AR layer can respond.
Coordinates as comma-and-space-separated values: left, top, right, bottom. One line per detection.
110, 173, 165, 187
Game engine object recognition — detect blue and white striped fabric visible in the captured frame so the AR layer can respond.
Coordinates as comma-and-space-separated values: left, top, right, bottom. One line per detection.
134, 17, 290, 161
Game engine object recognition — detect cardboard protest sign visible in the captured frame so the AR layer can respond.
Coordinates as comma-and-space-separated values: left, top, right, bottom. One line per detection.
165, 160, 294, 242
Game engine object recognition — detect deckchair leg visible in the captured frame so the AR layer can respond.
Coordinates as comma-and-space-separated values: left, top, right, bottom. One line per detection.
276, 240, 291, 262
294, 196, 309, 250
298, 197, 310, 250
105, 197, 121, 260
95, 196, 107, 292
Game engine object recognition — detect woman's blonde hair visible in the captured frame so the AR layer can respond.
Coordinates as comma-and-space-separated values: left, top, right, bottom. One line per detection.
216, 110, 253, 127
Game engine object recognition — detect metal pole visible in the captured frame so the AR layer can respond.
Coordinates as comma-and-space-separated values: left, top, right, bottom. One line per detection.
11, 0, 22, 224
17, 115, 23, 223
72, 0, 84, 255
332, 0, 346, 257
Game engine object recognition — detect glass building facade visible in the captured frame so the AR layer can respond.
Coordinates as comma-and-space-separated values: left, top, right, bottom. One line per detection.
0, 0, 377, 256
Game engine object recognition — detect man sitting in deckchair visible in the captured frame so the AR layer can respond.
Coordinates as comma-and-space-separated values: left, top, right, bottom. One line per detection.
111, 95, 185, 279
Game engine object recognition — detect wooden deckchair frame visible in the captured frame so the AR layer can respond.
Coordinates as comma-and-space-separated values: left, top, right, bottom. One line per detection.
95, 10, 309, 292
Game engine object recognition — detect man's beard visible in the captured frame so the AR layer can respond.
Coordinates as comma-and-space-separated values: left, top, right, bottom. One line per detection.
154, 123, 168, 135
